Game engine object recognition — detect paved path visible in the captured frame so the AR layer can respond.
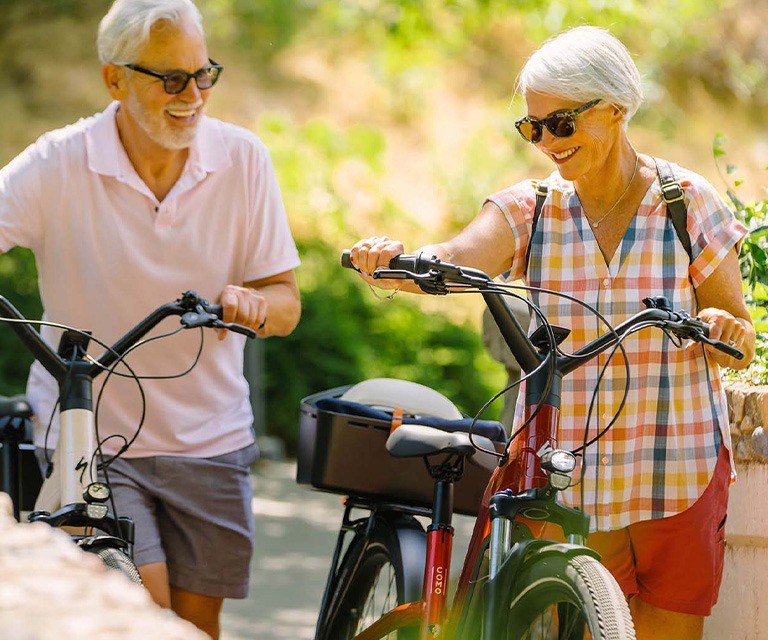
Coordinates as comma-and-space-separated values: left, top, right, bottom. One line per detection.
222, 460, 477, 640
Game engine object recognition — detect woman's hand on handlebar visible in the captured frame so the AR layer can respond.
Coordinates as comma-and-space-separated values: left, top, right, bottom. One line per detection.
697, 306, 753, 369
349, 237, 407, 291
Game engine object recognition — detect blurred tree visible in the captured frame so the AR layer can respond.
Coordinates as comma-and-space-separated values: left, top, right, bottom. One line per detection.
0, 249, 42, 396
0, 0, 766, 448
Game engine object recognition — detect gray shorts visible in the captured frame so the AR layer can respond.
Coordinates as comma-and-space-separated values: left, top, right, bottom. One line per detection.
102, 443, 259, 599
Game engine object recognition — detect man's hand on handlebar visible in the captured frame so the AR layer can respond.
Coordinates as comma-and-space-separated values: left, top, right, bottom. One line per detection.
219, 285, 268, 340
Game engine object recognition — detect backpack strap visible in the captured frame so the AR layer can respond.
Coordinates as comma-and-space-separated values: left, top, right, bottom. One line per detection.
655, 158, 693, 264
524, 182, 548, 273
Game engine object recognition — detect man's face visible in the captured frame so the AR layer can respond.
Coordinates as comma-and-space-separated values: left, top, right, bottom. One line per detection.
122, 20, 211, 151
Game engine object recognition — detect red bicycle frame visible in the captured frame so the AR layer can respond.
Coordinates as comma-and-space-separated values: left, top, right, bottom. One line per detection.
334, 250, 741, 639
352, 290, 562, 640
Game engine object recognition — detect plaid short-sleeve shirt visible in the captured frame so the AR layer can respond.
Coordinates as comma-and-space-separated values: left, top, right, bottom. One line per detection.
487, 161, 747, 531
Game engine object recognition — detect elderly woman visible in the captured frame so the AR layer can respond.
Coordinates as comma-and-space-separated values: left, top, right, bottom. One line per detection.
350, 26, 755, 640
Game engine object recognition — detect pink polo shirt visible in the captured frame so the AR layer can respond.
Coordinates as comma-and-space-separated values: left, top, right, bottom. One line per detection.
0, 101, 300, 457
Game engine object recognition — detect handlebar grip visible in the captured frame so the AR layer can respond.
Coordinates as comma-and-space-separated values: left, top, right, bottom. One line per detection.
340, 250, 355, 270
387, 252, 434, 273
340, 250, 435, 274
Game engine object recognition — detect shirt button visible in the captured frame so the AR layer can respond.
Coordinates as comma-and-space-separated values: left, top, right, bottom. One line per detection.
602, 412, 612, 421
602, 278, 610, 288
601, 456, 610, 465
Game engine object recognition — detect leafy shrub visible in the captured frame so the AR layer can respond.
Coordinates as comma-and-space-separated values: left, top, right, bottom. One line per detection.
714, 135, 768, 385
0, 248, 42, 396
261, 238, 505, 453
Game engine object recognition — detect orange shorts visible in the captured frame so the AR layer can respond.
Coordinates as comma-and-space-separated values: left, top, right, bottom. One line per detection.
587, 445, 730, 616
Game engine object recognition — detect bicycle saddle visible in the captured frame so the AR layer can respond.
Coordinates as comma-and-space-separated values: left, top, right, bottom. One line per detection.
0, 395, 32, 419
386, 424, 498, 471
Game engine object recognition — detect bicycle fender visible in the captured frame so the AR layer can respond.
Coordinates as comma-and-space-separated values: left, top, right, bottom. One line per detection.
380, 512, 427, 602
77, 534, 130, 552
527, 540, 601, 563
483, 538, 601, 633
503, 538, 600, 577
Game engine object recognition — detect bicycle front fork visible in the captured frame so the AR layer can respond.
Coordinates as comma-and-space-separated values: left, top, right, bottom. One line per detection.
483, 482, 590, 639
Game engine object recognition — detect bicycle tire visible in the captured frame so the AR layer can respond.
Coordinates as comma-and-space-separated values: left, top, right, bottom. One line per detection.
324, 522, 419, 640
505, 554, 634, 640
87, 546, 143, 585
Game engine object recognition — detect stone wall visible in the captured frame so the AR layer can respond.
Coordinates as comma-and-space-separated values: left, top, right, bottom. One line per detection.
0, 493, 207, 640
705, 384, 768, 640
724, 382, 768, 461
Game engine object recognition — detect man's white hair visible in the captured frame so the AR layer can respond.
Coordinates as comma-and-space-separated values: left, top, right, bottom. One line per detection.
97, 0, 204, 65
517, 26, 643, 125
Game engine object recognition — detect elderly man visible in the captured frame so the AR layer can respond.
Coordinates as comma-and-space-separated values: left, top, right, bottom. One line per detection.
0, 0, 301, 636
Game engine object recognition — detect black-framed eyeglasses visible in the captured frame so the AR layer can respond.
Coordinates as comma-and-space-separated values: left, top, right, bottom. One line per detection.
123, 58, 223, 95
515, 99, 601, 144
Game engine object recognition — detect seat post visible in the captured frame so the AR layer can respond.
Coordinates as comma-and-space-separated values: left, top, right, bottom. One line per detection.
421, 460, 462, 634
431, 476, 454, 530
0, 419, 22, 521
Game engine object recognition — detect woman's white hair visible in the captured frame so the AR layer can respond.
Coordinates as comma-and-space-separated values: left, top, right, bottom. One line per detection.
517, 26, 643, 125
97, 0, 204, 65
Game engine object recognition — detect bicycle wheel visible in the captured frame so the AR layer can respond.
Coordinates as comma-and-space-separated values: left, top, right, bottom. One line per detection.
87, 546, 143, 585
324, 521, 420, 640
505, 554, 634, 640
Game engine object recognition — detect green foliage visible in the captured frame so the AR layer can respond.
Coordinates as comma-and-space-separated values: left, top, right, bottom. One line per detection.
263, 238, 504, 452
204, 0, 317, 62
0, 249, 42, 396
256, 112, 504, 451
713, 134, 768, 385
1, 1, 767, 458
740, 319, 768, 386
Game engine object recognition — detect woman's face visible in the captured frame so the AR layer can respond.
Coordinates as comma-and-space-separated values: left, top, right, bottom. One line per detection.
523, 92, 621, 182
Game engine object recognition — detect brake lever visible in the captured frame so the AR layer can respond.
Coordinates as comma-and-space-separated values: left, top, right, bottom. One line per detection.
181, 310, 218, 329
698, 335, 744, 360
213, 320, 257, 340
373, 264, 491, 290
180, 311, 257, 339
370, 268, 414, 280
372, 268, 450, 295
662, 318, 744, 360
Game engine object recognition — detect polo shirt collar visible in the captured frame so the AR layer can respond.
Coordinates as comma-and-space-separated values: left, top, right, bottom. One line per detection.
85, 100, 231, 180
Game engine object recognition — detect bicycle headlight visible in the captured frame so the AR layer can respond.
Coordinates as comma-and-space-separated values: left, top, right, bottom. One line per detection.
83, 482, 111, 504
540, 449, 576, 474
85, 503, 109, 520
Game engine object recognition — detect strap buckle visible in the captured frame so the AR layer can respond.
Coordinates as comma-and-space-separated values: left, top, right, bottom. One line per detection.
660, 181, 685, 204
532, 179, 548, 198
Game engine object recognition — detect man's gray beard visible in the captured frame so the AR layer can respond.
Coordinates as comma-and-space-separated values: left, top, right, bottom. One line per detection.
125, 93, 201, 151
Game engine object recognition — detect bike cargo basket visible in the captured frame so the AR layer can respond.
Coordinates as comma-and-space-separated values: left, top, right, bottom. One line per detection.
297, 385, 505, 516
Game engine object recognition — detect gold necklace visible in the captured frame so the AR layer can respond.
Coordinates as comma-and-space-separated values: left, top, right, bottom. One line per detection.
583, 155, 639, 228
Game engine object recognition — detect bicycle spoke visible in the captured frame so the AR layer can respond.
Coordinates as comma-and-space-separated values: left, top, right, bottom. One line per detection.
515, 602, 590, 640
356, 562, 398, 635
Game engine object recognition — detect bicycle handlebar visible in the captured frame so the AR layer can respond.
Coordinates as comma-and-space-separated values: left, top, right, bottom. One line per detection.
340, 250, 745, 366
341, 249, 491, 294
0, 290, 256, 384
